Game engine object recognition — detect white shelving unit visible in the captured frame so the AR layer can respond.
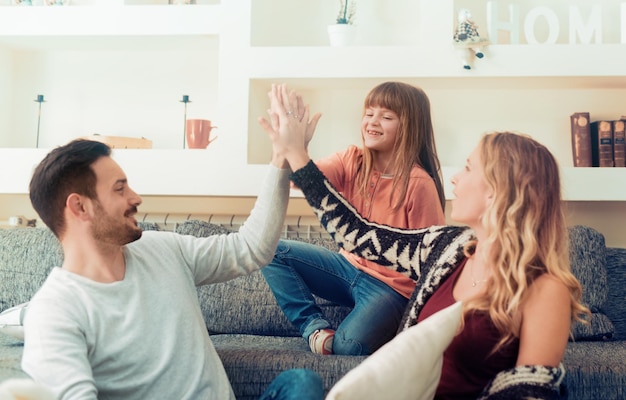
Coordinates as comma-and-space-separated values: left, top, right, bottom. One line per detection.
1, 0, 625, 201
0, 5, 221, 36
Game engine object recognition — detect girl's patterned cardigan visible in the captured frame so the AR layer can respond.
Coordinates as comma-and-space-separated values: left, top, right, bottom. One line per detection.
290, 160, 567, 400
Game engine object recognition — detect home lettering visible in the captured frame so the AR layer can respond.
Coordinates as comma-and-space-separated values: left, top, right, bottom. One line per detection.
484, 2, 626, 44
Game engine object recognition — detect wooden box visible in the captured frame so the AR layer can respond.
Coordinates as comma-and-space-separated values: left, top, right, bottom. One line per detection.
82, 134, 153, 149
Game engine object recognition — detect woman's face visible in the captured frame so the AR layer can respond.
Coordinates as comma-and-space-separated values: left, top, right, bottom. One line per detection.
450, 144, 493, 227
361, 106, 400, 155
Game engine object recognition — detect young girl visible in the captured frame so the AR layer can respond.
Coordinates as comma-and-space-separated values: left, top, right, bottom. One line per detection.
261, 82, 446, 355
264, 89, 589, 397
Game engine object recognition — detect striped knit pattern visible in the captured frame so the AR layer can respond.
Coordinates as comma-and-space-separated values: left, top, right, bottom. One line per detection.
477, 364, 566, 400
290, 161, 475, 329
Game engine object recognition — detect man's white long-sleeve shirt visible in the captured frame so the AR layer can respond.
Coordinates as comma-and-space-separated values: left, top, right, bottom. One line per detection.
22, 165, 290, 400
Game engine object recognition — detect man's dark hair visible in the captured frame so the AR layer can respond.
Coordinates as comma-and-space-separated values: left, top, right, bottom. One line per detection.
29, 139, 111, 238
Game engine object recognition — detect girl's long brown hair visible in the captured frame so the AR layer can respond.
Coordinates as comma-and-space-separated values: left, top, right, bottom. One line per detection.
356, 81, 445, 211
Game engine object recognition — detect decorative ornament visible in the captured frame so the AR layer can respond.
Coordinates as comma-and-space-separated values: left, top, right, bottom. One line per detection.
453, 9, 490, 70
180, 95, 191, 149
34, 94, 45, 148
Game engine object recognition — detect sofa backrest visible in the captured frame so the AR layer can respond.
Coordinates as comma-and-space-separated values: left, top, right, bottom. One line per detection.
1, 222, 624, 342
0, 222, 159, 312
184, 221, 624, 340
567, 225, 615, 341
189, 222, 624, 341
604, 247, 626, 340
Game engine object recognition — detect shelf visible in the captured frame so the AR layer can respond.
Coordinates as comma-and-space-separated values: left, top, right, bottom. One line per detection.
0, 5, 221, 38
1, 148, 623, 201
247, 44, 626, 81
560, 168, 626, 201
0, 148, 276, 197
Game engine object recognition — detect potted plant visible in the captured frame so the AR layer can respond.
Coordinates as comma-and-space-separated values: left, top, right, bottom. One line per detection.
335, 0, 356, 24
327, 0, 357, 47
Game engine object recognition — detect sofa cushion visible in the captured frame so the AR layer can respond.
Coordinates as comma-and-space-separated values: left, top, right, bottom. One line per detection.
197, 269, 352, 336
0, 228, 62, 313
0, 222, 158, 323
0, 334, 28, 382
568, 225, 615, 341
174, 219, 231, 237
182, 221, 616, 340
211, 334, 365, 400
604, 247, 626, 340
175, 220, 352, 336
137, 221, 161, 232
0, 303, 28, 341
564, 340, 626, 399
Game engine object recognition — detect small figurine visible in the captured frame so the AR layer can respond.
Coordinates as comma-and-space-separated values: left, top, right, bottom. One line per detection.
453, 9, 489, 70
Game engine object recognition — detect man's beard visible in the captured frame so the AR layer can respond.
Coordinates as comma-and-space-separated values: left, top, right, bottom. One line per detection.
91, 201, 142, 246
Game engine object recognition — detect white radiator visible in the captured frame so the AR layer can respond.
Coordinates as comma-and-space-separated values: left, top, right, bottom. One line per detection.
136, 213, 331, 240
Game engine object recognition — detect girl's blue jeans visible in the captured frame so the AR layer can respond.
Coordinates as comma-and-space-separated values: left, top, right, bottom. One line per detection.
259, 368, 324, 400
261, 239, 408, 355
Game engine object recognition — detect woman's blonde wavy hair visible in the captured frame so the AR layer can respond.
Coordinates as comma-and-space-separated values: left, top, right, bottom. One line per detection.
464, 131, 590, 350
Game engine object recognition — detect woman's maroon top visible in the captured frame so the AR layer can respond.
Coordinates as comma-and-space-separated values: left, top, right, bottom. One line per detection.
417, 260, 520, 400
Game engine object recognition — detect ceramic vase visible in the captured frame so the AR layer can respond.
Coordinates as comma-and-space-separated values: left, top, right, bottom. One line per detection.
327, 24, 356, 47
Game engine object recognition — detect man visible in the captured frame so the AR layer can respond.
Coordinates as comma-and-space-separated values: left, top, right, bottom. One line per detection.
22, 137, 322, 399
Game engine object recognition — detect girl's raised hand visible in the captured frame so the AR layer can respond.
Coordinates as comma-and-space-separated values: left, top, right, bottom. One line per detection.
258, 84, 321, 170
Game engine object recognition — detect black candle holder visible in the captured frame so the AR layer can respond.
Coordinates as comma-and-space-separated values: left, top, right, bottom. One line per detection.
180, 95, 191, 148
34, 94, 45, 148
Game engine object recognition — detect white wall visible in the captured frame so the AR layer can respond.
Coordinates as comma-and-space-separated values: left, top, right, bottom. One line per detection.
0, 46, 10, 142
2, 36, 218, 148
251, 0, 421, 47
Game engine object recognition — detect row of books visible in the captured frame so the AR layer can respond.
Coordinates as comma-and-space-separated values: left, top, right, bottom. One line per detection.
570, 112, 626, 167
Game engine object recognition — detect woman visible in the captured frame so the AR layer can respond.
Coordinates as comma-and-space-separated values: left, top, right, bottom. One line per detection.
261, 86, 589, 399
261, 82, 445, 356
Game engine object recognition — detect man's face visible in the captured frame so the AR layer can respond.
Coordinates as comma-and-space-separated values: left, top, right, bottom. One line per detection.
89, 157, 143, 246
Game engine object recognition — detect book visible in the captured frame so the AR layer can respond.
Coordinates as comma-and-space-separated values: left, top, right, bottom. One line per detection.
591, 120, 614, 167
570, 112, 592, 167
613, 120, 626, 167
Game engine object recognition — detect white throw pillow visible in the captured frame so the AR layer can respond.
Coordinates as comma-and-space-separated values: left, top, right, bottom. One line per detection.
0, 302, 29, 341
0, 378, 55, 400
326, 301, 463, 400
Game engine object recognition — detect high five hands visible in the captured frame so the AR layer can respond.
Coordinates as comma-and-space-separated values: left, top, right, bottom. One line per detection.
258, 83, 322, 171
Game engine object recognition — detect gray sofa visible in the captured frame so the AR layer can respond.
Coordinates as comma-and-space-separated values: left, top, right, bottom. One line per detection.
1, 221, 625, 400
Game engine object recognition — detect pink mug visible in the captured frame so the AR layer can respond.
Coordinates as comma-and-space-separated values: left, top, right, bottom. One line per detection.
186, 119, 217, 149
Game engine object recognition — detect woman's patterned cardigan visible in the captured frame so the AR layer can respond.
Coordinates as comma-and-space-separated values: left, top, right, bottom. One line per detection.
290, 160, 567, 400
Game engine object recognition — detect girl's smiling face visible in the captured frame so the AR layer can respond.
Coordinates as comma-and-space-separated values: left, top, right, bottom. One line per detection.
361, 106, 400, 154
